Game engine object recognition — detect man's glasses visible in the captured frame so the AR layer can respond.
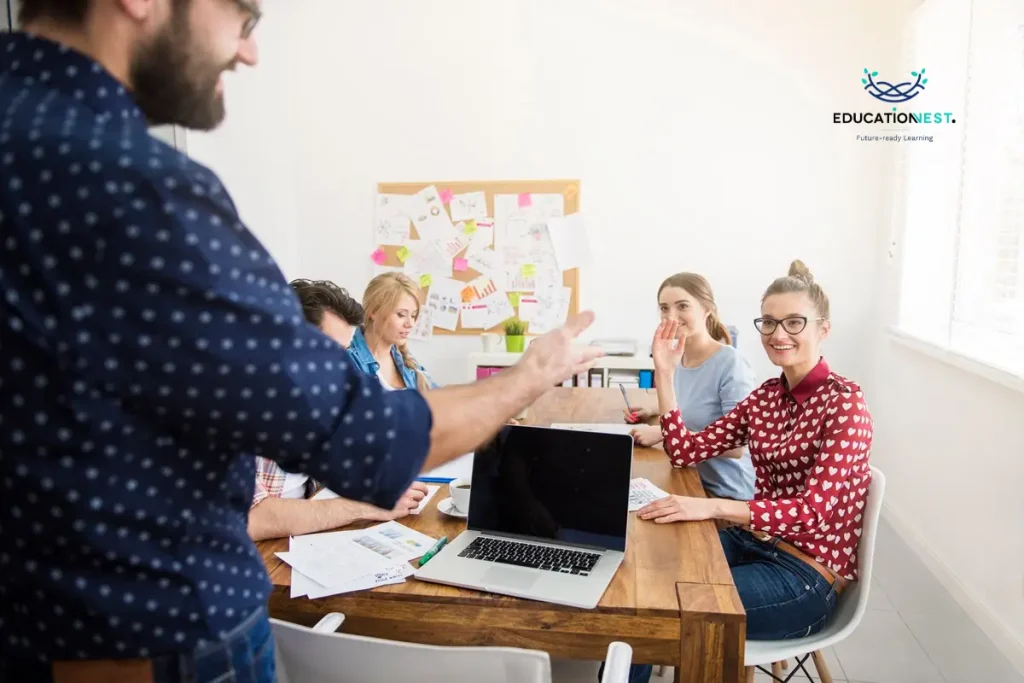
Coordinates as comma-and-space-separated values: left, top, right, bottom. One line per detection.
753, 316, 827, 335
233, 0, 262, 38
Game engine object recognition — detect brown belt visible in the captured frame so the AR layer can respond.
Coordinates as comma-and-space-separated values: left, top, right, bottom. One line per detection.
749, 530, 850, 594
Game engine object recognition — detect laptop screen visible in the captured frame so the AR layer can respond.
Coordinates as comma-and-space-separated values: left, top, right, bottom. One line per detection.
467, 426, 633, 552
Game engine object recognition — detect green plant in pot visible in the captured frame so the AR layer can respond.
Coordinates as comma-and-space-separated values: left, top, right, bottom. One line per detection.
503, 317, 527, 352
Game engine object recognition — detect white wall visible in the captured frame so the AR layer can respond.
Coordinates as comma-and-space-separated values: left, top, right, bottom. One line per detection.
189, 0, 911, 386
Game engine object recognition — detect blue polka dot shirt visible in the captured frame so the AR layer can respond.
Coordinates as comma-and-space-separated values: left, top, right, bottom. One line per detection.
0, 32, 432, 668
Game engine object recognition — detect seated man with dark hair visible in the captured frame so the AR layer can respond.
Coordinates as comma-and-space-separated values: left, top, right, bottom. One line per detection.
247, 279, 427, 541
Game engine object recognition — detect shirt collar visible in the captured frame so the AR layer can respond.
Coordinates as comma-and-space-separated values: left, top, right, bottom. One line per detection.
780, 357, 830, 405
2, 32, 145, 125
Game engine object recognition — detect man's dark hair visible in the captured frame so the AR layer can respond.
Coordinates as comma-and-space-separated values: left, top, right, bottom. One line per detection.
18, 0, 91, 25
290, 279, 364, 328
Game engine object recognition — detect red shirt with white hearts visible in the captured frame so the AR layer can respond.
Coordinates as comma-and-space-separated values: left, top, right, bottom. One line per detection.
660, 358, 872, 581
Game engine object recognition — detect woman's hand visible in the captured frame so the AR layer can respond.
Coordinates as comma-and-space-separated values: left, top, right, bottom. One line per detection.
629, 425, 663, 447
623, 407, 653, 424
638, 495, 715, 524
651, 320, 686, 373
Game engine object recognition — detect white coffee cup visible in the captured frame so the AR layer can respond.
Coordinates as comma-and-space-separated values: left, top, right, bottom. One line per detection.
449, 477, 472, 514
481, 333, 502, 352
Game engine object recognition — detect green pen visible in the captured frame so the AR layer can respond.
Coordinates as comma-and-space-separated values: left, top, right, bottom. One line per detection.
418, 536, 448, 567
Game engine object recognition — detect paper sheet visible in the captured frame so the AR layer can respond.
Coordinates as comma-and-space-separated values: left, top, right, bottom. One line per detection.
278, 532, 397, 589
375, 194, 413, 246
442, 229, 472, 259
550, 423, 637, 435
493, 194, 565, 252
423, 277, 463, 331
627, 478, 670, 512
421, 452, 474, 481
467, 247, 505, 279
346, 521, 438, 563
546, 213, 593, 270
465, 223, 495, 258
525, 286, 571, 334
408, 306, 434, 341
461, 290, 514, 330
408, 185, 456, 242
449, 191, 488, 222
403, 239, 452, 280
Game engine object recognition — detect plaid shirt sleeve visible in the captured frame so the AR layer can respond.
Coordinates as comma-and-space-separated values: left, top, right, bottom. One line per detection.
252, 457, 287, 508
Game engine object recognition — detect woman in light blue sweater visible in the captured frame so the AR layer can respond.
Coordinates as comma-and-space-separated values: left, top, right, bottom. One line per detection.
625, 272, 756, 500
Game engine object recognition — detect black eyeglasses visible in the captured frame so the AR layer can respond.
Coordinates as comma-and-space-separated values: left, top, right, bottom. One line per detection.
753, 316, 827, 335
232, 0, 262, 38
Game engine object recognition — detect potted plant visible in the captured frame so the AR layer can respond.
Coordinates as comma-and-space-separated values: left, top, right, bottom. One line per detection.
503, 317, 527, 353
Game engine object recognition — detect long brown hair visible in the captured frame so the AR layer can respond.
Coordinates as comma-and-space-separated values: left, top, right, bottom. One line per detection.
362, 273, 431, 391
761, 259, 831, 320
657, 273, 732, 346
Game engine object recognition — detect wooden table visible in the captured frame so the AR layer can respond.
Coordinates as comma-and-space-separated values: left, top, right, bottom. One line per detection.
258, 388, 745, 683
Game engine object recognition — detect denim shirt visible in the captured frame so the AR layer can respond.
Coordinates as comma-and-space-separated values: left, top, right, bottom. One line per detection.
347, 328, 438, 390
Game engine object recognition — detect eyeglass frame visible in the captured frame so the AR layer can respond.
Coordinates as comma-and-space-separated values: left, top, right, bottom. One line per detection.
232, 0, 262, 39
753, 316, 828, 336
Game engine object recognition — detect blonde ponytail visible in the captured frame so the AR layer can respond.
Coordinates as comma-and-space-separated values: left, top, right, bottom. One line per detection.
706, 310, 732, 346
396, 344, 431, 392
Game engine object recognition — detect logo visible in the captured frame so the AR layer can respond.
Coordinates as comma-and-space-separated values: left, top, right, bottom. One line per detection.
862, 67, 927, 103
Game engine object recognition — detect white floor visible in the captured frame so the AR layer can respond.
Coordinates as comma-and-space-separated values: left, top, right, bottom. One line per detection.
551, 518, 1024, 683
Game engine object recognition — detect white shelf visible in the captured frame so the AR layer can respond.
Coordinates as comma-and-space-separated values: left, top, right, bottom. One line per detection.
468, 352, 654, 385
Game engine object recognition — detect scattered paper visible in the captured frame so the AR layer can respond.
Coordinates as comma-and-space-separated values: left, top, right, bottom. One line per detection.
493, 194, 564, 251
527, 286, 571, 334
469, 275, 499, 300
551, 423, 637, 435
467, 247, 505, 279
547, 213, 593, 270
461, 290, 515, 330
441, 229, 471, 259
424, 277, 464, 331
346, 521, 438, 563
465, 221, 495, 258
627, 478, 670, 512
375, 194, 413, 246
517, 295, 539, 322
404, 239, 452, 280
421, 452, 474, 481
450, 191, 488, 222
279, 533, 397, 589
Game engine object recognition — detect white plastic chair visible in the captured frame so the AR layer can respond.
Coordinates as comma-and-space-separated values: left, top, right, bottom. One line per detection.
744, 466, 886, 682
271, 613, 634, 683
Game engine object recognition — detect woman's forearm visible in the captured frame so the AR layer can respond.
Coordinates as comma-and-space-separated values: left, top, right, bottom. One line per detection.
654, 369, 678, 415
712, 498, 751, 525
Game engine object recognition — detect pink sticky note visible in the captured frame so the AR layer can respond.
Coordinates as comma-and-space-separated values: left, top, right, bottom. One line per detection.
371, 248, 387, 265
454, 258, 469, 272
517, 192, 532, 208
439, 188, 454, 204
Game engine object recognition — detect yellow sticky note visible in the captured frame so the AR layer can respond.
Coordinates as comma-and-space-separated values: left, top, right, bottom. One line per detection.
418, 273, 432, 288
396, 246, 411, 263
508, 292, 520, 307
521, 264, 536, 277
462, 219, 477, 235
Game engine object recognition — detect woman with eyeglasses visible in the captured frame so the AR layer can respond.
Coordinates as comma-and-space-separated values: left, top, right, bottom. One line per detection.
607, 260, 874, 683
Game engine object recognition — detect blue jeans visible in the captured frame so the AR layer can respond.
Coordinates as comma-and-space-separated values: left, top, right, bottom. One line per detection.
604, 528, 838, 683
5, 607, 276, 683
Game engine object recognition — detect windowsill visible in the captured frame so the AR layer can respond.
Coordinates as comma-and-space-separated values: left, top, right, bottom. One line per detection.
886, 328, 1024, 396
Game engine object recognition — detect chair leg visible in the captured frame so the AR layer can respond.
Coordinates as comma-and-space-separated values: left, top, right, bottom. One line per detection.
745, 666, 755, 683
771, 662, 783, 678
781, 659, 789, 670
811, 651, 833, 683
656, 665, 666, 677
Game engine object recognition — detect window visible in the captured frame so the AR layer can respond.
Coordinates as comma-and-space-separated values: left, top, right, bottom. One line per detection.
897, 0, 1024, 380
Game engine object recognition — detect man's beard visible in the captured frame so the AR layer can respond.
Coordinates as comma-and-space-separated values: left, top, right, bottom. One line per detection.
130, 10, 232, 131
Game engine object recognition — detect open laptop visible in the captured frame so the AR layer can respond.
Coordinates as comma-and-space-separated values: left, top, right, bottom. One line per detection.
414, 424, 633, 609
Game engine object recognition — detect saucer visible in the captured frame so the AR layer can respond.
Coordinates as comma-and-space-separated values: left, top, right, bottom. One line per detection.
437, 497, 468, 519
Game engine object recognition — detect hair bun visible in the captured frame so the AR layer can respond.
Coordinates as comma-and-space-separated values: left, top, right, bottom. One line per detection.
788, 259, 814, 284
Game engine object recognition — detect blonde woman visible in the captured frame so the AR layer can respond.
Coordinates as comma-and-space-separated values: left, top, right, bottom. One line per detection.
348, 273, 437, 391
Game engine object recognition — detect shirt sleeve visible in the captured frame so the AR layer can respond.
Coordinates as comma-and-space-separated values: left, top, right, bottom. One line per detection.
719, 352, 757, 416
251, 475, 270, 508
48, 159, 431, 509
659, 396, 752, 466
748, 392, 873, 537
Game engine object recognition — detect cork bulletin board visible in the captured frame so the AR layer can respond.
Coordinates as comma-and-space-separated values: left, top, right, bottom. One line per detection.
372, 179, 581, 336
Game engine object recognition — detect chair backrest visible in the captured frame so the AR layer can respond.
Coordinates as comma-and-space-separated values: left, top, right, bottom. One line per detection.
271, 618, 552, 683
727, 325, 739, 348
813, 465, 886, 642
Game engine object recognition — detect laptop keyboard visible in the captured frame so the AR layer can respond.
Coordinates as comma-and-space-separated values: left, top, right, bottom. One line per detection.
459, 537, 601, 576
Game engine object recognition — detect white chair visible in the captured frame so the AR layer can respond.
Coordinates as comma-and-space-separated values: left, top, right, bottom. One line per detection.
271, 613, 634, 683
744, 466, 886, 683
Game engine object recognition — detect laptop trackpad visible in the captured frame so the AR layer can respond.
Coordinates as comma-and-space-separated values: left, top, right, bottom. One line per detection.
482, 566, 540, 591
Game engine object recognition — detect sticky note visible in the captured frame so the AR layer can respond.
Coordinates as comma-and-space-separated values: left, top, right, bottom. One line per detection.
517, 193, 532, 208
462, 219, 477, 235
454, 258, 468, 272
371, 248, 387, 265
396, 246, 411, 263
439, 188, 454, 204
508, 292, 520, 307
418, 273, 432, 288
460, 286, 475, 303
521, 264, 536, 277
